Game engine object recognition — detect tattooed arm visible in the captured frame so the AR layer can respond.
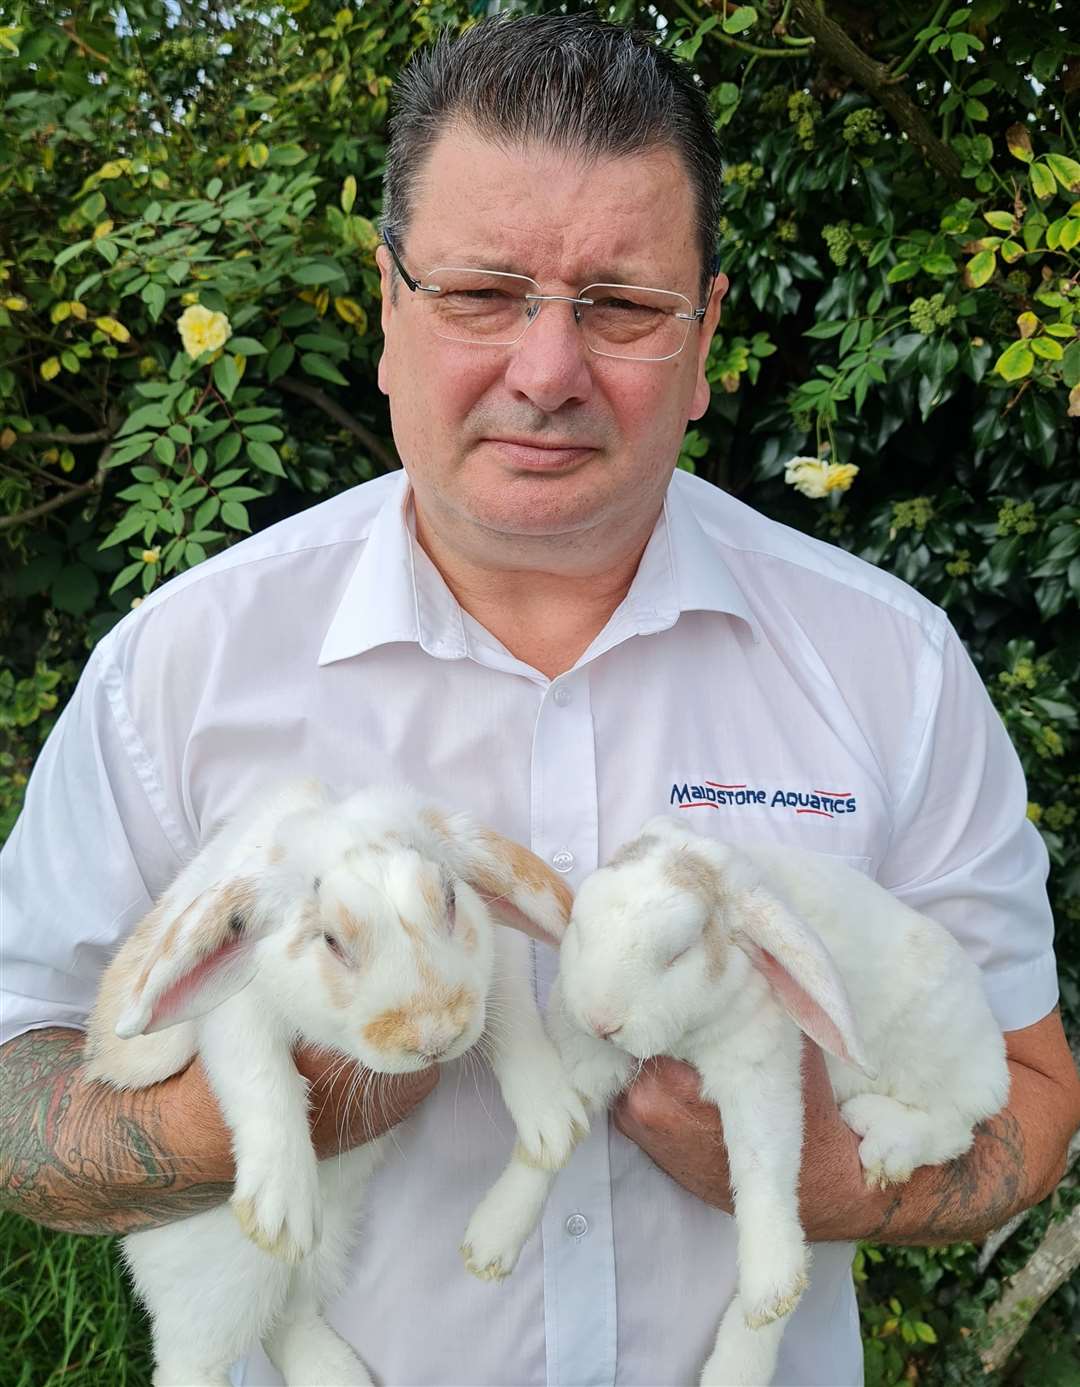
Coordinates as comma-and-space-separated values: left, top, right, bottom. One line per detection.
611, 1009, 1080, 1244
0, 1027, 437, 1235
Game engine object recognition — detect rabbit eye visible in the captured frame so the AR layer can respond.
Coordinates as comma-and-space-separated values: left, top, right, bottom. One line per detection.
323, 932, 344, 959
444, 881, 457, 935
665, 945, 691, 969
228, 911, 246, 935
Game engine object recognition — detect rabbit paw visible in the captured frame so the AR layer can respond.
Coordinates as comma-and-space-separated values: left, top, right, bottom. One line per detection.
841, 1094, 922, 1189
739, 1234, 809, 1329
460, 1185, 536, 1282
230, 1151, 322, 1263
503, 1071, 589, 1171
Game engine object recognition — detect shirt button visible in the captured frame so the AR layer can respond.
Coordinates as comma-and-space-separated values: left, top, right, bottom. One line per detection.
551, 851, 575, 874
565, 1213, 589, 1238
552, 685, 572, 706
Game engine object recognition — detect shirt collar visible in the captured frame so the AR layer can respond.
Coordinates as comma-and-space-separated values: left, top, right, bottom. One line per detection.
318, 469, 757, 668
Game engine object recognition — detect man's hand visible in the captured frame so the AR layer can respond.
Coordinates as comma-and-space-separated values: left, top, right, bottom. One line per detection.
612, 1044, 864, 1236
179, 1045, 440, 1166
612, 1012, 1080, 1246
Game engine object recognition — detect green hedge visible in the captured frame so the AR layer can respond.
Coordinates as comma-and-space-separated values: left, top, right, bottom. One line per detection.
1, 1, 1077, 1381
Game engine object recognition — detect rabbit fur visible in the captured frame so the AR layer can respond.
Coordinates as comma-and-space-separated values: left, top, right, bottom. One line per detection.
83, 780, 588, 1387
461, 816, 1009, 1386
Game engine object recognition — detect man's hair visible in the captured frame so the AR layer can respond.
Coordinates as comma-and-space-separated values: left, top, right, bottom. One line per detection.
381, 12, 723, 296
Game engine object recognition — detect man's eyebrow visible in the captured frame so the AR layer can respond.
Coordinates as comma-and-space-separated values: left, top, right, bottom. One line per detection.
426, 249, 681, 288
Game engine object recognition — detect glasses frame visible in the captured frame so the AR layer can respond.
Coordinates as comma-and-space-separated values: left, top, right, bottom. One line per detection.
382, 230, 713, 363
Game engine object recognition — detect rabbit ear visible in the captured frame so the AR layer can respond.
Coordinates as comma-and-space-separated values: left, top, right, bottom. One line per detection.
422, 809, 573, 943
729, 884, 875, 1078
112, 875, 266, 1038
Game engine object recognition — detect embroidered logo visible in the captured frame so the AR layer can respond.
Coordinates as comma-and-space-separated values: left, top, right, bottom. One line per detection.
670, 780, 857, 818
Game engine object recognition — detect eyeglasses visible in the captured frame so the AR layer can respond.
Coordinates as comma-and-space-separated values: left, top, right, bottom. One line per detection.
383, 231, 709, 363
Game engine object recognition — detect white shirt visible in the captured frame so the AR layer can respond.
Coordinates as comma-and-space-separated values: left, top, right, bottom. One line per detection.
1, 468, 1057, 1387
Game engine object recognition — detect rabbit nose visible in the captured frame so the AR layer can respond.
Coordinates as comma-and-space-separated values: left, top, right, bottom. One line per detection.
415, 1019, 467, 1060
587, 1014, 623, 1041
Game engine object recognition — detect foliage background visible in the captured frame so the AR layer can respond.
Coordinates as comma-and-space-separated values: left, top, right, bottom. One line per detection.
0, 0, 1077, 1382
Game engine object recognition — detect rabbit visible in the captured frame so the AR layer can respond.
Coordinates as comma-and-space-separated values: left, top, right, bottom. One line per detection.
461, 815, 1009, 1386
83, 780, 588, 1387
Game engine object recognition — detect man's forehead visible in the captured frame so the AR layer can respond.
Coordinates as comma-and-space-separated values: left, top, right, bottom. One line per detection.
406, 126, 698, 282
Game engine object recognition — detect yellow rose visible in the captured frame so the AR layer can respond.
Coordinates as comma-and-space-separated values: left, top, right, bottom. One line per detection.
177, 303, 232, 359
784, 457, 859, 499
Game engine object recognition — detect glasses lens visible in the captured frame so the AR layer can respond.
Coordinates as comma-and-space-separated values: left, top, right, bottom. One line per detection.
422, 268, 537, 346
580, 285, 693, 361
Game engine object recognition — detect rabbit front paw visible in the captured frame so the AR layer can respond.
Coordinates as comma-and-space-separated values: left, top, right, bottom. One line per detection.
230, 1149, 322, 1262
738, 1232, 809, 1329
461, 1183, 537, 1281
503, 1071, 589, 1171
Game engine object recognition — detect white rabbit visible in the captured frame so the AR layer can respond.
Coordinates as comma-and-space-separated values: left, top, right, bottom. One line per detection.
84, 780, 587, 1387
462, 816, 1009, 1386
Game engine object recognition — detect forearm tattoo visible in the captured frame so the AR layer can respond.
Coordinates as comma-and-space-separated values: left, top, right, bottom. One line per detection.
864, 1109, 1026, 1245
0, 1029, 230, 1234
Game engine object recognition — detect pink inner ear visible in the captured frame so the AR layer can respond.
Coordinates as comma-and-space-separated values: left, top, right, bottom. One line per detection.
751, 945, 858, 1068
479, 895, 563, 945
146, 937, 256, 1032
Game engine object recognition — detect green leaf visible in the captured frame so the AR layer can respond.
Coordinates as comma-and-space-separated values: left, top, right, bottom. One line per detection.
109, 560, 145, 595
142, 281, 167, 321
994, 340, 1034, 381
983, 211, 1015, 232
221, 500, 251, 531
291, 261, 347, 286
213, 354, 240, 402
803, 320, 847, 340
247, 440, 286, 476
266, 343, 295, 381
301, 352, 349, 387
1030, 336, 1063, 360
242, 424, 284, 442
886, 261, 920, 283
721, 5, 757, 34
270, 143, 308, 167
920, 253, 955, 276
1031, 162, 1057, 200
55, 239, 92, 269
1061, 340, 1080, 388
153, 436, 176, 466
216, 433, 243, 466
100, 511, 150, 549
965, 249, 996, 287
117, 403, 171, 437
228, 336, 267, 355
1045, 153, 1080, 193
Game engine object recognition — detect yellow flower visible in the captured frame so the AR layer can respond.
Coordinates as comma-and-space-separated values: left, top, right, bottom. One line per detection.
177, 303, 232, 359
784, 457, 860, 499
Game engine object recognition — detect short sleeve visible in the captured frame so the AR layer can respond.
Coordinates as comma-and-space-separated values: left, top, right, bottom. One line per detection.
0, 639, 189, 1047
879, 622, 1058, 1033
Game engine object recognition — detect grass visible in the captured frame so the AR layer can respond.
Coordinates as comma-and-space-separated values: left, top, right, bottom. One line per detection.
0, 1214, 153, 1386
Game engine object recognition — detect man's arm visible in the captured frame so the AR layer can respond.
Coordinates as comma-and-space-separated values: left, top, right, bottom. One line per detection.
0, 1027, 436, 1236
613, 1009, 1080, 1244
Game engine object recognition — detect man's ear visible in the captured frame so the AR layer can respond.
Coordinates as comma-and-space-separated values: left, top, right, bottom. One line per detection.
376, 244, 394, 396
689, 271, 728, 422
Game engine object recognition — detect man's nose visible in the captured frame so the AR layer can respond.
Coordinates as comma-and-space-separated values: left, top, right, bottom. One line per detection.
502, 299, 594, 413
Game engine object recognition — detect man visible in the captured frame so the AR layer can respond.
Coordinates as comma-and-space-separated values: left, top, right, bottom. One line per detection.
2, 14, 1078, 1386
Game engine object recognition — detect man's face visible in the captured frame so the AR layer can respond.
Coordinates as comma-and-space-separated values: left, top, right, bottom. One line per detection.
377, 127, 726, 557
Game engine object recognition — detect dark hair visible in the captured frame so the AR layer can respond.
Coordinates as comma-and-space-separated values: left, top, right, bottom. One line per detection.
381, 12, 723, 295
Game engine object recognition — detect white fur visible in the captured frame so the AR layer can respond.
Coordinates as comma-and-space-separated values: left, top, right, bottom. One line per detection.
464, 817, 1009, 1385
85, 782, 587, 1386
